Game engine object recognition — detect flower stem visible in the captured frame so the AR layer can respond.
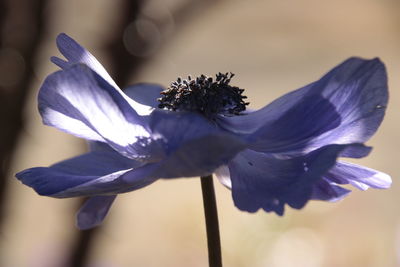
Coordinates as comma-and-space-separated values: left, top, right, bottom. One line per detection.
201, 175, 222, 267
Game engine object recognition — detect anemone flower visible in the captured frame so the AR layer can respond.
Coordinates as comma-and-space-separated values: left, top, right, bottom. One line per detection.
17, 33, 391, 230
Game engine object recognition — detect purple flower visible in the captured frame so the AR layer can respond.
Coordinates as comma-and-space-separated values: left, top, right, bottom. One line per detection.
16, 34, 391, 229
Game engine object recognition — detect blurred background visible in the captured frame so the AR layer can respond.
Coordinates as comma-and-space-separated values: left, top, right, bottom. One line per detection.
0, 0, 399, 266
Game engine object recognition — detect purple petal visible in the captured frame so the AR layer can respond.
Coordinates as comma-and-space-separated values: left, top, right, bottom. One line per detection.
324, 161, 391, 190
51, 33, 153, 116
214, 144, 370, 190
19, 108, 247, 198
218, 58, 388, 155
228, 144, 362, 215
141, 110, 248, 178
52, 166, 158, 197
39, 64, 165, 161
16, 146, 148, 197
76, 195, 117, 230
47, 127, 244, 196
123, 83, 164, 108
339, 144, 372, 158
214, 165, 231, 188
51, 33, 118, 89
17, 110, 246, 197
51, 56, 69, 69
311, 178, 351, 202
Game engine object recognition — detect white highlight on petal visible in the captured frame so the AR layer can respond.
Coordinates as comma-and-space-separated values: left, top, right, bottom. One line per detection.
41, 65, 159, 160
115, 84, 156, 116
59, 78, 149, 144
42, 109, 104, 142
335, 160, 392, 190
214, 165, 232, 189
362, 168, 392, 189
56, 33, 118, 89
348, 180, 370, 191
55, 33, 154, 116
52, 169, 132, 197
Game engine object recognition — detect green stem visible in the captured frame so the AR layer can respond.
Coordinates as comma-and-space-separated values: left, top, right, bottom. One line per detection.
201, 175, 222, 267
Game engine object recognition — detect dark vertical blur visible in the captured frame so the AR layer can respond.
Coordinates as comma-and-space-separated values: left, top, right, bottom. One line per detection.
0, 0, 47, 226
107, 0, 221, 87
105, 0, 145, 87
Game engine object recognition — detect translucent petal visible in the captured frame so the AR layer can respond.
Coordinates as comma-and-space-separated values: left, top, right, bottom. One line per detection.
51, 33, 153, 115
123, 83, 164, 109
218, 58, 388, 155
16, 147, 147, 197
228, 144, 362, 215
76, 195, 117, 230
324, 161, 391, 190
39, 64, 165, 161
52, 33, 118, 89
139, 110, 248, 178
311, 178, 351, 202
214, 165, 231, 188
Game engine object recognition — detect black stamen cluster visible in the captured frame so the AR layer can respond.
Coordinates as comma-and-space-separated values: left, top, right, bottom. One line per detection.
158, 72, 248, 118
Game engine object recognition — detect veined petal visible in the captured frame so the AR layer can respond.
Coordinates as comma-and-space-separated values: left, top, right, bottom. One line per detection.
218, 58, 388, 155
324, 161, 391, 190
76, 195, 117, 230
214, 149, 369, 202
51, 33, 118, 89
228, 144, 362, 215
39, 64, 165, 161
51, 33, 153, 115
15, 146, 147, 197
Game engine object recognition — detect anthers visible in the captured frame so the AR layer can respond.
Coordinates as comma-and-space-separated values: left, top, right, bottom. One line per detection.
158, 72, 249, 118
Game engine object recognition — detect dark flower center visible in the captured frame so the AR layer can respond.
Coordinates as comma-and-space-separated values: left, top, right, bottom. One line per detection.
158, 72, 249, 118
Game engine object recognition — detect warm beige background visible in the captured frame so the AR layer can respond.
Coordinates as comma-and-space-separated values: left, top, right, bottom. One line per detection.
2, 0, 400, 266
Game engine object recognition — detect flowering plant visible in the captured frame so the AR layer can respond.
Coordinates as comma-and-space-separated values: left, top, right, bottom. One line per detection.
17, 34, 390, 232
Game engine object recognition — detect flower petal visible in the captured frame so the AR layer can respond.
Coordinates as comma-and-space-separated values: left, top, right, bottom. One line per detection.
76, 195, 117, 230
214, 165, 231, 188
51, 56, 69, 69
214, 145, 371, 192
311, 178, 351, 202
18, 109, 247, 198
50, 33, 153, 115
123, 83, 164, 109
324, 161, 391, 190
228, 144, 362, 215
51, 33, 118, 89
39, 64, 165, 161
50, 166, 158, 197
218, 58, 388, 155
15, 146, 146, 197
140, 110, 248, 178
